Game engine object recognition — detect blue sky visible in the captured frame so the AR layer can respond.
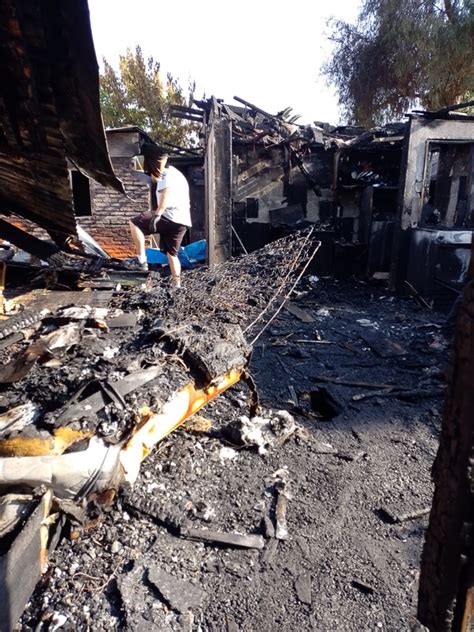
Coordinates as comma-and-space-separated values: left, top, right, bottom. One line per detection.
88, 0, 360, 125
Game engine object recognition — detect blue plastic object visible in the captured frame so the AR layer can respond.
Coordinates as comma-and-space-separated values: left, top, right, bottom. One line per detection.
146, 239, 206, 269
183, 239, 206, 262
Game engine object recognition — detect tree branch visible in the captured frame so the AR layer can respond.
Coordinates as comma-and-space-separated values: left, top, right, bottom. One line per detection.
443, 0, 457, 22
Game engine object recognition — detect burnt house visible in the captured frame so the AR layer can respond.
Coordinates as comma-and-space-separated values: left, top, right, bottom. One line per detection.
180, 97, 473, 309
395, 110, 474, 309
0, 2, 473, 630
180, 97, 407, 275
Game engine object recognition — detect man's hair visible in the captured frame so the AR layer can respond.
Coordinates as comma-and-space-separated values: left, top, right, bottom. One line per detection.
141, 142, 169, 176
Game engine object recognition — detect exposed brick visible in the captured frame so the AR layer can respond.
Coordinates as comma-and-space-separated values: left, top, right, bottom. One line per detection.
0, 157, 150, 260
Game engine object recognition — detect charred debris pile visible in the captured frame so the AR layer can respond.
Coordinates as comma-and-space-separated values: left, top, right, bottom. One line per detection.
0, 230, 318, 628
12, 272, 448, 632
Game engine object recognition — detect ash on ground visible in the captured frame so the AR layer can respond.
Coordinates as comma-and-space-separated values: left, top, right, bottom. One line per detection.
18, 277, 445, 632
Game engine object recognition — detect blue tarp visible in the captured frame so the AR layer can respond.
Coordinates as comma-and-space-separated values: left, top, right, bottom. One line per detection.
146, 239, 206, 269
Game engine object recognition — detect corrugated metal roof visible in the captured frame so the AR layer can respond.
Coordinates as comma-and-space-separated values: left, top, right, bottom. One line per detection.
0, 0, 124, 238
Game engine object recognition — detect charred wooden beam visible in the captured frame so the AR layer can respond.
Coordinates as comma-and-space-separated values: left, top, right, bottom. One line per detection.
289, 148, 322, 198
205, 99, 233, 264
233, 96, 277, 121
413, 100, 474, 119
0, 219, 60, 261
163, 141, 202, 156
169, 104, 205, 116
170, 112, 203, 123
417, 239, 474, 631
0, 491, 60, 632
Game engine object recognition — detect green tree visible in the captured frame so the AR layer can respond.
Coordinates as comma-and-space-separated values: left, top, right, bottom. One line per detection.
323, 0, 474, 127
99, 46, 197, 145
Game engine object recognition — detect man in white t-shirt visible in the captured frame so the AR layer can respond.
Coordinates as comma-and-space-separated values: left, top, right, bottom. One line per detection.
129, 143, 191, 287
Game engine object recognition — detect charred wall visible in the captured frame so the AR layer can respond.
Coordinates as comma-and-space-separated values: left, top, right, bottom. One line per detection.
392, 114, 474, 302
0, 157, 146, 260
232, 144, 335, 254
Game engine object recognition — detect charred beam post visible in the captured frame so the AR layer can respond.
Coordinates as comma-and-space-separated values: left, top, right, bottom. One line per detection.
358, 186, 373, 245
417, 238, 474, 631
204, 98, 232, 265
389, 117, 412, 292
0, 218, 60, 261
0, 491, 59, 632
0, 262, 5, 315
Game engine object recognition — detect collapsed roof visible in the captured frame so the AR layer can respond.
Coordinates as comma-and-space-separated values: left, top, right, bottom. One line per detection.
187, 96, 407, 153
0, 0, 124, 239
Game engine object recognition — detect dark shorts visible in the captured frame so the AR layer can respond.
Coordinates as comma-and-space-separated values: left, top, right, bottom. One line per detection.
130, 212, 187, 257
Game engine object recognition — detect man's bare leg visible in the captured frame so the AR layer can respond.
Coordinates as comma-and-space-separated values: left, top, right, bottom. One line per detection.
129, 220, 147, 264
167, 253, 181, 288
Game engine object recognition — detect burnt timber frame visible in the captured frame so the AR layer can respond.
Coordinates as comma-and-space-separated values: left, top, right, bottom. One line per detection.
204, 99, 233, 265
417, 237, 474, 631
0, 491, 61, 632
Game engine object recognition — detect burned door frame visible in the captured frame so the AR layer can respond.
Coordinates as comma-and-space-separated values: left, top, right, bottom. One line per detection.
390, 114, 474, 293
420, 139, 474, 228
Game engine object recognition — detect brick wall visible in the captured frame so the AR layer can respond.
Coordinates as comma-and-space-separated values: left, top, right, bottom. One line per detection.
81, 157, 149, 258
0, 158, 149, 260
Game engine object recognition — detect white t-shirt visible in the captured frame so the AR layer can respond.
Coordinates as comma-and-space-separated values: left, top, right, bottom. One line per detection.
156, 166, 192, 227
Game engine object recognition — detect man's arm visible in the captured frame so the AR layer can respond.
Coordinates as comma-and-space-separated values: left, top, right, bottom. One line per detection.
154, 186, 169, 217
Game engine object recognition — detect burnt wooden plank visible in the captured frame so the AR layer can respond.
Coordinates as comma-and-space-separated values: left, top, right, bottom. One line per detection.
284, 302, 314, 323
359, 330, 408, 357
205, 101, 232, 264
0, 219, 60, 261
180, 527, 265, 549
170, 112, 203, 122
169, 104, 204, 116
13, 290, 113, 312
0, 491, 54, 632
417, 240, 474, 631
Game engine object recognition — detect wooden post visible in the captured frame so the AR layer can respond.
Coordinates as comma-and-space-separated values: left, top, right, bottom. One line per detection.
417, 238, 474, 631
389, 118, 412, 292
204, 99, 233, 265
358, 185, 373, 244
0, 262, 6, 315
0, 491, 56, 632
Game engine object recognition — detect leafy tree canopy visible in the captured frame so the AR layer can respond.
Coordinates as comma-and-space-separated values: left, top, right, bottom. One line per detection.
99, 46, 197, 146
323, 0, 474, 127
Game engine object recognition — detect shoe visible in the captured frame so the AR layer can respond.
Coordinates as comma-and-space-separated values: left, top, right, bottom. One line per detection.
171, 275, 181, 290
124, 256, 149, 272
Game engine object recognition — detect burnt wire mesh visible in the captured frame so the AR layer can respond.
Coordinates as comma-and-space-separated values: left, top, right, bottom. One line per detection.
120, 227, 320, 346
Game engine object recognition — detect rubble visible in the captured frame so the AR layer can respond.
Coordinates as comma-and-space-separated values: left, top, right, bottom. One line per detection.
273, 468, 291, 541
227, 410, 297, 454
294, 573, 312, 605
0, 230, 319, 626
378, 505, 432, 525
147, 567, 206, 613
12, 275, 444, 631
179, 528, 265, 550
